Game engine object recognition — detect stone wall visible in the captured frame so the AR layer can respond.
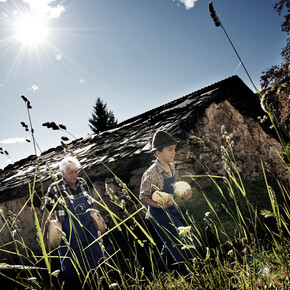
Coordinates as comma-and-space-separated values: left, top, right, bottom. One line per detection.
0, 196, 42, 262
192, 100, 286, 180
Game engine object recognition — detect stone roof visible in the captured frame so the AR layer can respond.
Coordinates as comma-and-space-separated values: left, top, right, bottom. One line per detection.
0, 75, 262, 202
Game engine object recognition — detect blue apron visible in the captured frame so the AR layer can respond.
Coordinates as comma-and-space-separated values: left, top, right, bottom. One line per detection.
149, 174, 199, 263
58, 194, 105, 281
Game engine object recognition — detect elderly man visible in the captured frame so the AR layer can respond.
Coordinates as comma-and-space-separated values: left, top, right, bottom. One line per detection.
41, 156, 107, 285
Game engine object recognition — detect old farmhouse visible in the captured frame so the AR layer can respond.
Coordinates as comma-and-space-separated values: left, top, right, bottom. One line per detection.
0, 75, 286, 262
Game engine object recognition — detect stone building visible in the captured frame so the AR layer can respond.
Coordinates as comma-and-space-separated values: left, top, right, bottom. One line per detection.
0, 75, 286, 262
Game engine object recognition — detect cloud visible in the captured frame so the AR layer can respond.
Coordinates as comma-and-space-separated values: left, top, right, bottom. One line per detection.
0, 0, 7, 3
27, 84, 39, 92
0, 137, 28, 144
178, 0, 198, 10
22, 0, 65, 20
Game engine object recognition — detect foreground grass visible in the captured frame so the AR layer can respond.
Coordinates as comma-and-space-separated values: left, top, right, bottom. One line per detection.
0, 152, 289, 290
1, 95, 289, 288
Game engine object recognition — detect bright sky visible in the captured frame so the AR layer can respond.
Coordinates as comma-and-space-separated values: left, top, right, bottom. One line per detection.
0, 0, 287, 170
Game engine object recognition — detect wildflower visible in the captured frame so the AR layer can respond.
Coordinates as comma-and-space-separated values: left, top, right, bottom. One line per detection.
0, 148, 9, 156
241, 237, 248, 255
61, 136, 69, 142
241, 237, 247, 246
260, 209, 274, 218
20, 121, 29, 131
177, 226, 192, 237
191, 257, 198, 266
59, 124, 67, 130
120, 199, 126, 210
241, 247, 247, 255
42, 122, 50, 128
260, 93, 269, 113
51, 122, 60, 130
21, 95, 32, 109
21, 95, 29, 103
259, 266, 270, 276
12, 230, 17, 238
108, 187, 121, 204
204, 212, 211, 217
258, 115, 268, 124
268, 186, 277, 206
220, 145, 226, 155
51, 270, 60, 277
42, 121, 59, 130
227, 249, 234, 256
221, 125, 227, 136
255, 281, 262, 288
109, 283, 119, 289
208, 1, 221, 27
225, 135, 231, 143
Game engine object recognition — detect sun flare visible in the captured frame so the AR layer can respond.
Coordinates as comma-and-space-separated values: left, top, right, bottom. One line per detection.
13, 13, 49, 47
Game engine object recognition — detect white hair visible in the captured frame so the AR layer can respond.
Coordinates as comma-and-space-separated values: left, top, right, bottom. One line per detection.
59, 156, 80, 172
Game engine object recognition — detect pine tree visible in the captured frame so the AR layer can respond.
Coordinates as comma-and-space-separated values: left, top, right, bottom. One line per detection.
89, 98, 118, 134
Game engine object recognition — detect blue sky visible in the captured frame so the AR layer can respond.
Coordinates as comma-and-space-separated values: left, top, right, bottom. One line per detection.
0, 0, 287, 169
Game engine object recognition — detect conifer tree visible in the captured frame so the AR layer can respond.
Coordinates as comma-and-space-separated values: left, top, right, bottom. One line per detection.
89, 97, 117, 134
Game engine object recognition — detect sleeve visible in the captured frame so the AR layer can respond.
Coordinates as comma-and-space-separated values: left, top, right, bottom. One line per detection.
42, 184, 56, 212
139, 171, 156, 200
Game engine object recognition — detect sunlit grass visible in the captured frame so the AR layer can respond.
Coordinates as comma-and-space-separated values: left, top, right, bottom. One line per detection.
0, 91, 289, 288
0, 144, 289, 289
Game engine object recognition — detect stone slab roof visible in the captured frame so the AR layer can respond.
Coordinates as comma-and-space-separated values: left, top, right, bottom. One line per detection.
0, 75, 262, 202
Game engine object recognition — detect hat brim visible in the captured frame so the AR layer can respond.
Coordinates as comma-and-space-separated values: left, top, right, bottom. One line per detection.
151, 140, 178, 152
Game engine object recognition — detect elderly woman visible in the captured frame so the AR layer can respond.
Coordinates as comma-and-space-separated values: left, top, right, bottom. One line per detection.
41, 156, 107, 285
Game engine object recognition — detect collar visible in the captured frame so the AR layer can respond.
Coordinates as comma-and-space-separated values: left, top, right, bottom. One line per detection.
155, 159, 174, 174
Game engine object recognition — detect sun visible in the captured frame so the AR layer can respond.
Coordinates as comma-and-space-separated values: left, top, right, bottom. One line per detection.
13, 13, 49, 47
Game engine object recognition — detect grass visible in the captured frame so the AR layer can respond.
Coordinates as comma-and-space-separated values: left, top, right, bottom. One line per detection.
0, 144, 289, 289
0, 93, 289, 289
